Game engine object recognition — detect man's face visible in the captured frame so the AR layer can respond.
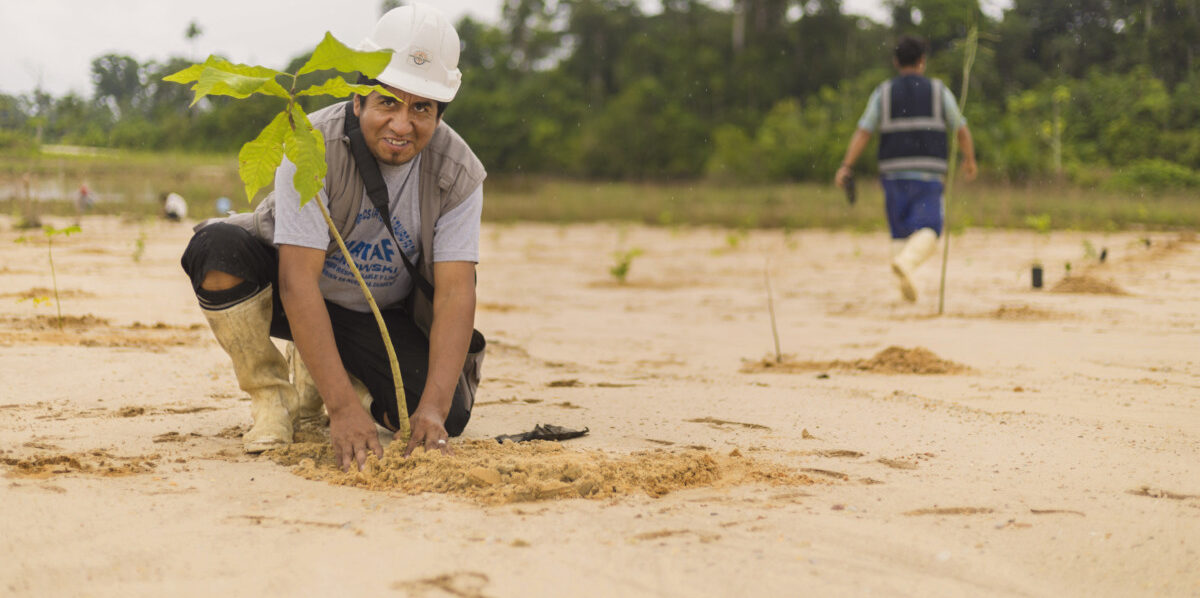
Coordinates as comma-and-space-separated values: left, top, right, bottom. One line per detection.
353, 85, 438, 166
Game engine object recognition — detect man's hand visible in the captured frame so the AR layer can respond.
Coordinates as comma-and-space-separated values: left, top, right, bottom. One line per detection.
961, 158, 978, 182
403, 408, 451, 457
329, 404, 383, 472
835, 164, 853, 189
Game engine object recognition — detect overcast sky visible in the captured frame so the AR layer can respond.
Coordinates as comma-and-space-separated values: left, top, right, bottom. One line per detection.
0, 0, 1004, 98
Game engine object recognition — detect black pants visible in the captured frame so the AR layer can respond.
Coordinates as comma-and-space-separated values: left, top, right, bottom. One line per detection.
181, 223, 470, 436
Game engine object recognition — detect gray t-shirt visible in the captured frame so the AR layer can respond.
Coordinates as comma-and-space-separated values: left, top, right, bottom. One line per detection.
273, 154, 483, 312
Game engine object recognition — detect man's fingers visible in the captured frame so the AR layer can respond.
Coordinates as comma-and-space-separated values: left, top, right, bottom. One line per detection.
429, 437, 451, 455
338, 444, 354, 472
368, 436, 384, 459
402, 434, 422, 458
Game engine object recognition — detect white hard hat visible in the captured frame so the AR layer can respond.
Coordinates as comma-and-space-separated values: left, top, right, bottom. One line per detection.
359, 3, 462, 102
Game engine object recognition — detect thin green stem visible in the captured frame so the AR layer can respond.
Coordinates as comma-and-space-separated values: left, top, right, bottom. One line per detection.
938, 26, 979, 316
764, 262, 782, 363
47, 237, 62, 331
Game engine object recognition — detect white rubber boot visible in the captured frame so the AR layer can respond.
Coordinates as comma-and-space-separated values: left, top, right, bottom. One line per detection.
890, 228, 939, 302
203, 286, 297, 453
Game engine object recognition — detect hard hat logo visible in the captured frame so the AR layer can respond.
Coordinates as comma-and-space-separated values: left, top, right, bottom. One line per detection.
409, 49, 432, 68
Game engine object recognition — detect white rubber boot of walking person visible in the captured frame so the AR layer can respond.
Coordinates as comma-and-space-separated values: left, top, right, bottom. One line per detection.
890, 228, 939, 302
203, 286, 298, 453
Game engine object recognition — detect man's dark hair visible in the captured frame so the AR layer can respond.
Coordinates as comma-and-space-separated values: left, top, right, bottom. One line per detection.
893, 35, 928, 67
354, 74, 447, 120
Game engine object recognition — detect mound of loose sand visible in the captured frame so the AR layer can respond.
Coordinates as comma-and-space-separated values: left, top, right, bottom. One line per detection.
743, 346, 969, 375
268, 439, 809, 504
1051, 275, 1128, 295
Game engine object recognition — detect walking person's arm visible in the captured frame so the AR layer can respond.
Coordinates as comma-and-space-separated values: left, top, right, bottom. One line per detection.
957, 125, 978, 181
836, 129, 873, 188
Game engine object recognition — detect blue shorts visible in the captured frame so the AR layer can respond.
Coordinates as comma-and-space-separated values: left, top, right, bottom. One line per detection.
881, 178, 943, 239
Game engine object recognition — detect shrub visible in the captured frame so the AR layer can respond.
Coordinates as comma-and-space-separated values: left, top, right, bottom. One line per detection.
1105, 159, 1200, 192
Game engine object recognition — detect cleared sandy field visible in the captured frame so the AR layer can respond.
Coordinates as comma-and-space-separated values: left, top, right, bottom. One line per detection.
1, 215, 1197, 597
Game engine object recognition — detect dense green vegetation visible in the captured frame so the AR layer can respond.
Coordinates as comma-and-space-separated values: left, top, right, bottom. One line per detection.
6, 150, 1198, 232
1, 0, 1198, 192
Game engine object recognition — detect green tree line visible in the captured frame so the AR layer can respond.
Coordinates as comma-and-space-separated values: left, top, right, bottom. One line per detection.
2, 0, 1198, 188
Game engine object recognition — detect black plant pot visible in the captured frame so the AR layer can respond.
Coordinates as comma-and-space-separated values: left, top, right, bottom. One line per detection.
1031, 265, 1044, 289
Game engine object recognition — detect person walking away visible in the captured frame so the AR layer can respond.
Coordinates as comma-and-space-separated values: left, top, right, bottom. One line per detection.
179, 4, 486, 471
835, 35, 977, 302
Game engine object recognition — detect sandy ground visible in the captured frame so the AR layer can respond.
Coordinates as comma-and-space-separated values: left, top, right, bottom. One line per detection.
1, 214, 1198, 597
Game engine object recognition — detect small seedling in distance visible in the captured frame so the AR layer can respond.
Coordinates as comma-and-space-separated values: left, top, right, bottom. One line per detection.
610, 248, 644, 284
15, 224, 81, 331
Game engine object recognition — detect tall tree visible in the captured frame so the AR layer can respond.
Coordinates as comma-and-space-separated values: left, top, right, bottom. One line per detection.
91, 54, 143, 118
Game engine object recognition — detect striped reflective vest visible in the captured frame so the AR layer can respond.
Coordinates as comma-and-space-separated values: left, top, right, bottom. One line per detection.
877, 75, 948, 174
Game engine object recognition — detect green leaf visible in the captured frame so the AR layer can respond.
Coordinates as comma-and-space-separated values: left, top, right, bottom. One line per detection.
190, 66, 290, 105
164, 56, 285, 85
283, 105, 328, 206
43, 224, 81, 237
297, 76, 378, 98
298, 79, 401, 103
297, 32, 392, 77
237, 111, 290, 202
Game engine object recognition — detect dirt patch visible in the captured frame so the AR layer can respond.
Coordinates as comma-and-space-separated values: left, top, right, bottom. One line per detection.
904, 506, 994, 516
1127, 486, 1199, 500
268, 440, 810, 504
0, 315, 203, 349
0, 314, 109, 331
1, 450, 158, 478
0, 287, 95, 300
685, 417, 771, 431
392, 572, 492, 598
743, 346, 969, 375
975, 304, 1065, 321
1051, 275, 1129, 295
478, 302, 526, 313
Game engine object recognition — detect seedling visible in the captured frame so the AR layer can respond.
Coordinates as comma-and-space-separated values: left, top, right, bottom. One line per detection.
725, 229, 747, 250
166, 33, 413, 440
764, 263, 782, 363
1082, 239, 1098, 261
609, 248, 643, 284
937, 25, 979, 315
132, 218, 150, 262
15, 224, 81, 331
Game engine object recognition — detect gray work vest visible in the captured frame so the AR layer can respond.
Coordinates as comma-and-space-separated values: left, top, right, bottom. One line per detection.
877, 75, 949, 174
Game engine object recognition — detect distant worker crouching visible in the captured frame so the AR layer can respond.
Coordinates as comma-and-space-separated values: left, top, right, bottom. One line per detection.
835, 35, 977, 302
162, 192, 189, 221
